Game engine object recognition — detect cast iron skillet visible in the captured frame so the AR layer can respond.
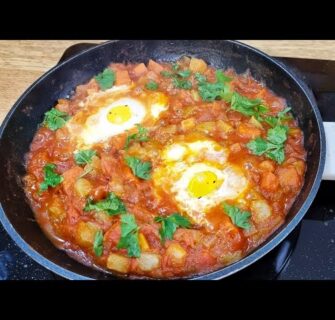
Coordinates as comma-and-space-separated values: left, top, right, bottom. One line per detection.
0, 40, 325, 280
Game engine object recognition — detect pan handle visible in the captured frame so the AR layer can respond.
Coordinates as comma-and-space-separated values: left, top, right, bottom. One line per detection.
323, 122, 335, 180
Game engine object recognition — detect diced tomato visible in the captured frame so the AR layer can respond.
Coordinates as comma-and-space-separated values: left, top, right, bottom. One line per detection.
148, 59, 164, 74
115, 70, 132, 86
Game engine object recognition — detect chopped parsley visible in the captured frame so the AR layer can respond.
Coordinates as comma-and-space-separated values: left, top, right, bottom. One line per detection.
74, 149, 97, 165
125, 156, 152, 180
154, 213, 191, 243
95, 68, 115, 91
145, 80, 159, 91
117, 213, 141, 258
40, 164, 63, 192
43, 108, 70, 131
222, 202, 251, 229
84, 192, 126, 216
247, 125, 288, 164
93, 230, 104, 257
124, 124, 149, 150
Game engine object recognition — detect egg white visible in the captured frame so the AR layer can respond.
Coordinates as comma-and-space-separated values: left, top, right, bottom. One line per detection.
171, 163, 248, 226
79, 98, 147, 145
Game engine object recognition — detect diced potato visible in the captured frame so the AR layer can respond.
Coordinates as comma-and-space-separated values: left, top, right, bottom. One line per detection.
48, 197, 66, 222
249, 116, 263, 129
76, 221, 99, 247
181, 118, 196, 131
251, 200, 272, 223
179, 56, 191, 66
230, 143, 242, 153
166, 243, 187, 266
196, 121, 216, 134
216, 120, 233, 133
189, 58, 207, 73
138, 233, 150, 251
91, 156, 102, 171
107, 253, 130, 273
137, 253, 161, 271
220, 251, 242, 265
74, 178, 92, 197
182, 106, 195, 117
191, 90, 200, 102
292, 160, 305, 176
259, 160, 275, 172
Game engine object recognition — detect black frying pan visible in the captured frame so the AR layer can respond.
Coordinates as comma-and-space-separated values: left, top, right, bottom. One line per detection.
0, 40, 326, 280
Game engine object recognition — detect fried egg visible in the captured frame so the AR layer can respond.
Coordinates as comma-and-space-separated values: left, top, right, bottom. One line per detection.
153, 139, 248, 228
80, 97, 146, 145
66, 89, 169, 147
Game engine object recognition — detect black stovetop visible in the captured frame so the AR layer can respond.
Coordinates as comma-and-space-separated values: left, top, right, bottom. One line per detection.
0, 44, 334, 280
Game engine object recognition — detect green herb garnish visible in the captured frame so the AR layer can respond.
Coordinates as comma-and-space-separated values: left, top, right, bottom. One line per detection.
84, 192, 126, 216
145, 80, 159, 91
95, 68, 115, 91
173, 78, 192, 90
198, 70, 232, 102
124, 124, 149, 150
231, 92, 267, 119
247, 125, 288, 164
43, 108, 70, 131
222, 202, 251, 229
117, 213, 141, 258
154, 213, 191, 243
74, 149, 97, 165
93, 230, 104, 257
125, 156, 152, 180
40, 164, 63, 192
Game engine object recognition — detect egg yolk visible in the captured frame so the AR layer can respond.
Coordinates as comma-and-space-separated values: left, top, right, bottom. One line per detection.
187, 171, 222, 198
107, 105, 132, 124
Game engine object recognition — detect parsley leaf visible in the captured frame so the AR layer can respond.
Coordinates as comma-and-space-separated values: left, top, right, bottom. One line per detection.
160, 70, 174, 78
154, 213, 191, 243
173, 78, 192, 90
198, 70, 232, 102
117, 213, 140, 258
172, 63, 180, 71
177, 69, 191, 78
264, 107, 292, 128
231, 92, 267, 118
124, 124, 149, 150
95, 68, 115, 91
216, 70, 232, 83
194, 72, 207, 83
145, 80, 159, 91
43, 108, 70, 131
125, 156, 152, 180
40, 164, 63, 192
222, 202, 251, 229
267, 125, 288, 145
84, 192, 126, 216
93, 230, 104, 257
74, 149, 97, 165
246, 125, 288, 164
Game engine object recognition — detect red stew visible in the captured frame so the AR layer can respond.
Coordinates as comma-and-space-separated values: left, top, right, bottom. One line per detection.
24, 57, 306, 278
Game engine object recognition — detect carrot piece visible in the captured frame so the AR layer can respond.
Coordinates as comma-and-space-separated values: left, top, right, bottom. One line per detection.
148, 59, 164, 74
115, 70, 132, 86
